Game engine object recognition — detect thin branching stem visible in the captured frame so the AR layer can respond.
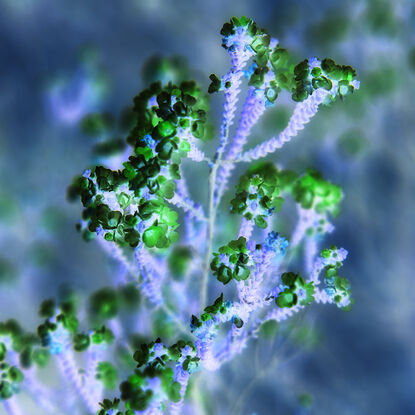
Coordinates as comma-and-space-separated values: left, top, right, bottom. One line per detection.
201, 162, 218, 308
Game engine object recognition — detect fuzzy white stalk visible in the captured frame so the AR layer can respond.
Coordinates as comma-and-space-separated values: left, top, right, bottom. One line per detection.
135, 246, 163, 307
169, 193, 207, 222
23, 368, 66, 415
195, 337, 220, 371
170, 366, 190, 415
200, 37, 254, 308
184, 131, 210, 163
313, 287, 334, 304
84, 346, 104, 405
2, 398, 23, 415
215, 85, 267, 205
56, 350, 98, 413
308, 247, 348, 285
238, 89, 330, 162
305, 237, 318, 274
238, 217, 254, 239
97, 235, 138, 276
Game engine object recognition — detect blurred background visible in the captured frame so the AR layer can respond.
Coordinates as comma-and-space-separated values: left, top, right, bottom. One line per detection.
0, 0, 414, 414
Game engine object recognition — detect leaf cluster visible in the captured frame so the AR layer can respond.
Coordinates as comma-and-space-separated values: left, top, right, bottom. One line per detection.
276, 272, 315, 308
210, 237, 251, 284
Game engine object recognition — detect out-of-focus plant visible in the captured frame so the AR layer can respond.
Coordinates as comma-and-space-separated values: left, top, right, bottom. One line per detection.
0, 16, 359, 415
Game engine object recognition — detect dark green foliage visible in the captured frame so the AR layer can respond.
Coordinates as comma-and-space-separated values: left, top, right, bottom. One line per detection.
37, 320, 57, 347
0, 258, 17, 284
211, 237, 251, 284
168, 246, 193, 279
54, 16, 357, 413
337, 129, 369, 157
80, 113, 114, 138
141, 55, 191, 85
230, 162, 284, 227
233, 317, 244, 328
112, 338, 199, 411
298, 393, 314, 408
408, 47, 415, 72
32, 349, 50, 367
292, 57, 357, 102
7, 366, 23, 383
0, 319, 23, 338
39, 299, 56, 318
0, 362, 24, 400
220, 16, 263, 42
208, 73, 221, 93
191, 293, 227, 331
92, 138, 126, 158
56, 312, 78, 333
364, 66, 399, 98
220, 16, 294, 97
0, 343, 6, 361
96, 362, 118, 390
292, 168, 342, 215
365, 0, 399, 36
73, 333, 91, 352
323, 265, 353, 310
97, 398, 127, 415
92, 326, 114, 345
249, 66, 269, 88
120, 376, 153, 411
307, 13, 350, 46
276, 272, 315, 308
70, 80, 210, 250
0, 321, 41, 370
260, 320, 278, 339
89, 287, 119, 321
0, 380, 13, 400
118, 284, 141, 310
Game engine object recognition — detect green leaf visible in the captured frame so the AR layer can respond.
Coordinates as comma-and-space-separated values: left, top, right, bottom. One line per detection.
73, 333, 90, 352
160, 207, 178, 226
208, 73, 221, 93
276, 291, 297, 308
159, 180, 176, 199
168, 381, 182, 403
217, 266, 233, 285
33, 349, 50, 367
80, 113, 113, 137
254, 215, 268, 228
96, 362, 118, 390
117, 192, 131, 209
0, 380, 13, 399
234, 264, 250, 281
157, 121, 176, 137
0, 342, 6, 361
39, 299, 56, 318
89, 287, 119, 320
233, 317, 244, 328
143, 226, 164, 248
8, 366, 24, 383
